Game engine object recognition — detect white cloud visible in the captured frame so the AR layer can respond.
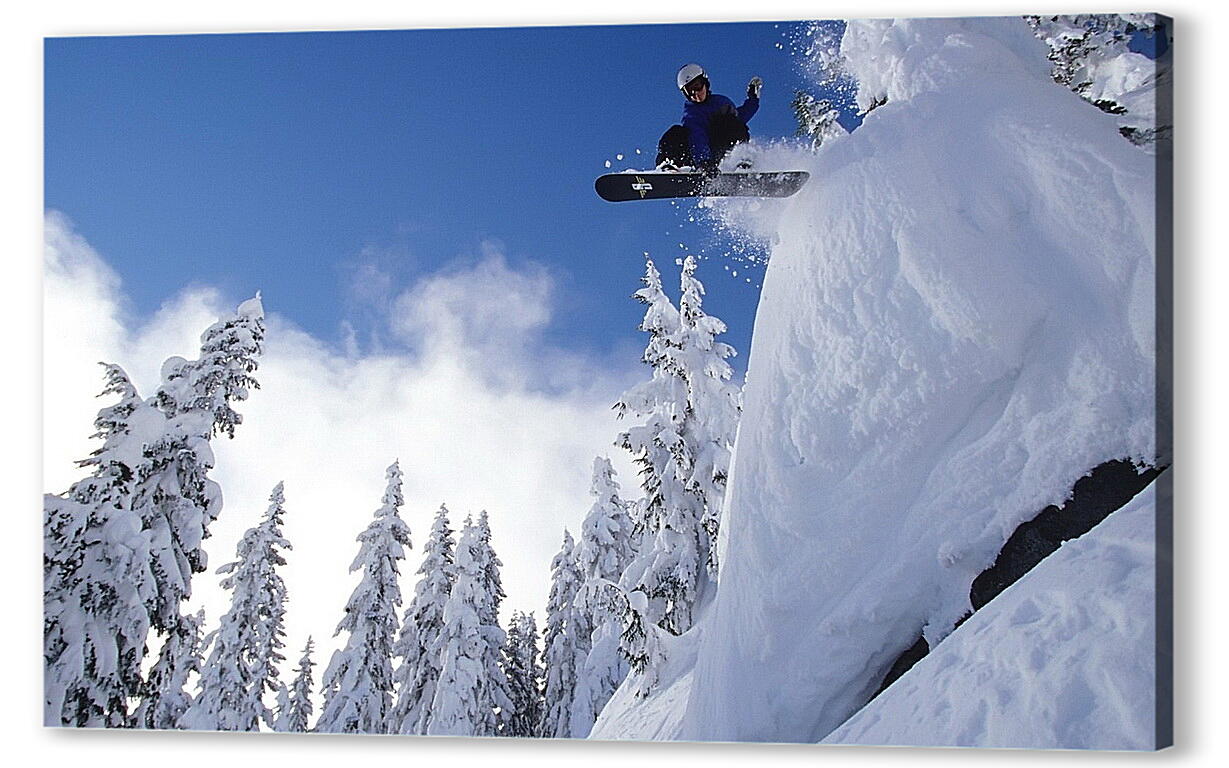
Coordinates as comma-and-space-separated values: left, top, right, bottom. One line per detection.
43, 212, 642, 676
390, 242, 554, 373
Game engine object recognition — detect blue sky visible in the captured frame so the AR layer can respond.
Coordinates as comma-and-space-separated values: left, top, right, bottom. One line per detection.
45, 20, 852, 378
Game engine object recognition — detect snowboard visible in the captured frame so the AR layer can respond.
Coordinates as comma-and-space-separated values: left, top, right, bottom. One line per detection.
594, 170, 809, 202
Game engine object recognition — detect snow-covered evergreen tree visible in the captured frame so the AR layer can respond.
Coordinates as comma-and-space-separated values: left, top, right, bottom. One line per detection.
134, 609, 205, 730
575, 458, 635, 609
274, 637, 317, 733
615, 258, 684, 543
44, 364, 157, 727
388, 504, 456, 735
792, 90, 847, 150
614, 256, 740, 689
164, 293, 266, 438
134, 295, 266, 638
180, 482, 292, 731
675, 254, 741, 578
539, 530, 585, 737
572, 457, 635, 734
501, 611, 544, 738
616, 256, 738, 617
1024, 14, 1171, 146
471, 510, 514, 732
427, 517, 506, 736
472, 511, 506, 625
612, 584, 665, 698
316, 462, 411, 734
46, 295, 265, 729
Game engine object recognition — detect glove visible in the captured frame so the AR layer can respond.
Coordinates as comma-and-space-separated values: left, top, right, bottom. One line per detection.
747, 76, 763, 99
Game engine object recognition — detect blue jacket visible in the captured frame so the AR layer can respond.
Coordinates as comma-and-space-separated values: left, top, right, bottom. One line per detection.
682, 92, 759, 165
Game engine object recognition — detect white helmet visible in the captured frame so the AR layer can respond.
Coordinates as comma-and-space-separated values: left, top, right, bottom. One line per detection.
676, 63, 707, 93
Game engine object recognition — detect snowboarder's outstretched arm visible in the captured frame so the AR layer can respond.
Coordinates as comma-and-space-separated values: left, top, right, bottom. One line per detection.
737, 95, 759, 123
738, 76, 762, 122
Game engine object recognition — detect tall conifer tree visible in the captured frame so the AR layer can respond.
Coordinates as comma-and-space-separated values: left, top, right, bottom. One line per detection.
135, 295, 266, 637
44, 364, 156, 727
316, 462, 412, 734
181, 482, 292, 731
274, 637, 317, 733
502, 611, 544, 737
572, 457, 636, 734
135, 609, 205, 729
471, 511, 514, 732
428, 517, 501, 736
675, 254, 740, 578
615, 258, 684, 541
540, 530, 585, 737
46, 296, 265, 728
388, 504, 456, 735
615, 256, 740, 689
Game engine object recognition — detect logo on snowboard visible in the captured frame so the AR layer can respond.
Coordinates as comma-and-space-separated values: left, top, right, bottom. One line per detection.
632, 176, 653, 198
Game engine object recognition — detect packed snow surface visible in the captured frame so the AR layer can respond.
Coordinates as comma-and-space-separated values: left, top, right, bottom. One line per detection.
598, 16, 1158, 745
823, 483, 1159, 750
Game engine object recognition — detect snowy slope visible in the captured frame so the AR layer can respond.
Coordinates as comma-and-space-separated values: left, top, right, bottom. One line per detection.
588, 628, 700, 741
823, 483, 1159, 750
596, 16, 1158, 745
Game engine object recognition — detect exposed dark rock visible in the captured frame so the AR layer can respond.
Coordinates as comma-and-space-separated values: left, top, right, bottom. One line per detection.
970, 459, 1162, 610
872, 634, 929, 698
868, 459, 1163, 704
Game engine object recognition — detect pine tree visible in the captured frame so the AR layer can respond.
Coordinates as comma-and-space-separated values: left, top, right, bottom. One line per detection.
428, 517, 501, 736
612, 584, 665, 697
45, 297, 265, 729
1024, 14, 1172, 145
615, 258, 684, 541
539, 530, 585, 737
572, 457, 635, 734
44, 364, 156, 727
180, 482, 291, 731
614, 256, 740, 687
166, 293, 266, 439
575, 458, 635, 611
134, 609, 205, 729
472, 511, 506, 626
274, 637, 317, 733
791, 90, 846, 150
471, 511, 514, 732
316, 462, 412, 734
388, 504, 456, 735
134, 296, 266, 638
501, 611, 544, 737
675, 254, 741, 578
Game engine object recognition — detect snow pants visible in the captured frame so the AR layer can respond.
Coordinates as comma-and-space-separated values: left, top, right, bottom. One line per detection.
656, 113, 750, 170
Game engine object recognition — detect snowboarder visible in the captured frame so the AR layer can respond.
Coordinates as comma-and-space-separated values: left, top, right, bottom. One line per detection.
657, 63, 761, 173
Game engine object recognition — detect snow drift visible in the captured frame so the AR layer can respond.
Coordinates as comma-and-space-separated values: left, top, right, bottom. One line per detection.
594, 16, 1159, 748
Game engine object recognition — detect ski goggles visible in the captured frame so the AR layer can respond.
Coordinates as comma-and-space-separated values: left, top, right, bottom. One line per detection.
682, 77, 708, 96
